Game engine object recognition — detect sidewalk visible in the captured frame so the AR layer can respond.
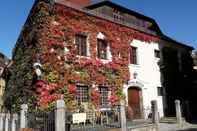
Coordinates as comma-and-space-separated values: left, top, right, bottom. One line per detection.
159, 123, 197, 131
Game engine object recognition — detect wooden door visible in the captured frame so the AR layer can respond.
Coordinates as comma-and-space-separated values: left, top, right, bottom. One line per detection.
128, 87, 141, 119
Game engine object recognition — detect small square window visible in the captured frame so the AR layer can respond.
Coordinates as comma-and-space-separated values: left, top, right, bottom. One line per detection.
154, 50, 160, 58
157, 87, 164, 96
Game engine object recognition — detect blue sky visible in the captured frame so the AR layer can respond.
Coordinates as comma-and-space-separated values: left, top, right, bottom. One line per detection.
0, 0, 196, 57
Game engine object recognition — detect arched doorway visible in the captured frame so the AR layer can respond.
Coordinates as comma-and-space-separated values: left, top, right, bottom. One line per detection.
128, 86, 143, 119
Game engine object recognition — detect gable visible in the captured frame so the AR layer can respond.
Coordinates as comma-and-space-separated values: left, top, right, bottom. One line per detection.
85, 1, 162, 35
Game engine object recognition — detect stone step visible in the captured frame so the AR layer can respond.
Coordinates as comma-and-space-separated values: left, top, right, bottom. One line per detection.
160, 117, 187, 125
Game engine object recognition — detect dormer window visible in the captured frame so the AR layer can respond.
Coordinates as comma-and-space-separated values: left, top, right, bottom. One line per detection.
97, 39, 107, 59
75, 34, 87, 56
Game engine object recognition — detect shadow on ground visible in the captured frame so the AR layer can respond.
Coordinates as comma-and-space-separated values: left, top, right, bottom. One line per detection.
177, 128, 197, 131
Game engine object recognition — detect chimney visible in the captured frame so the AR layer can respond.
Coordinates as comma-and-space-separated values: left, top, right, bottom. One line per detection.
65, 0, 92, 7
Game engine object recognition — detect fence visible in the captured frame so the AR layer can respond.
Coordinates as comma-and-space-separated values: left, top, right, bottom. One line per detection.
0, 113, 19, 131
0, 99, 164, 131
27, 111, 55, 131
68, 107, 121, 131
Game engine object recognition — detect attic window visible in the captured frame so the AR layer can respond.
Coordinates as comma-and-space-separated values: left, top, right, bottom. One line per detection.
112, 8, 124, 23
112, 8, 120, 14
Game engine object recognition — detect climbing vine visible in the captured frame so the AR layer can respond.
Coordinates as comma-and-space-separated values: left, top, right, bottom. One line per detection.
5, 1, 159, 111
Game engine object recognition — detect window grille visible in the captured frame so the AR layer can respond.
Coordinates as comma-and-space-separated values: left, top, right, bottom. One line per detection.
76, 85, 89, 103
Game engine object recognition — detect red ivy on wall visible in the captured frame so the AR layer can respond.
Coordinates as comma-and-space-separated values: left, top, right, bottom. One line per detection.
34, 2, 159, 110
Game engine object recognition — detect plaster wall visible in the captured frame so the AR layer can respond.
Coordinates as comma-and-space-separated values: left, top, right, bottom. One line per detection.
124, 39, 164, 119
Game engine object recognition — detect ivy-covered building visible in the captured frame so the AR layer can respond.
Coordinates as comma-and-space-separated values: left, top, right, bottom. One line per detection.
0, 52, 10, 111
5, 0, 194, 119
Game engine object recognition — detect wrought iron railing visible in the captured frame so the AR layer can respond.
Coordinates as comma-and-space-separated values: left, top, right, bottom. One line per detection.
27, 110, 55, 131
66, 106, 121, 131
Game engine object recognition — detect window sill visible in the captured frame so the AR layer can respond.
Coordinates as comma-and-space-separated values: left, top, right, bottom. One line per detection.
76, 55, 91, 59
97, 58, 112, 63
99, 106, 111, 111
129, 64, 140, 68
154, 58, 160, 61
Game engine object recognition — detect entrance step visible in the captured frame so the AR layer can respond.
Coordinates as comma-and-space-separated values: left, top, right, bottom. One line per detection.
160, 117, 177, 123
160, 117, 186, 124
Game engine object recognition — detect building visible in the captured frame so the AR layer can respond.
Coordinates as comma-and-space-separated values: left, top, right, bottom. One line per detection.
0, 52, 10, 111
5, 0, 194, 119
193, 51, 197, 70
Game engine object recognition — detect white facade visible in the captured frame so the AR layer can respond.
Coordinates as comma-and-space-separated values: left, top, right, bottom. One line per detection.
123, 39, 164, 119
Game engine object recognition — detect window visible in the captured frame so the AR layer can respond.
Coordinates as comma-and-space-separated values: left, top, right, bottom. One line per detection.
154, 50, 160, 58
118, 51, 122, 59
157, 87, 164, 96
130, 46, 137, 64
97, 39, 107, 59
76, 85, 89, 103
112, 8, 125, 23
75, 34, 87, 56
99, 86, 109, 106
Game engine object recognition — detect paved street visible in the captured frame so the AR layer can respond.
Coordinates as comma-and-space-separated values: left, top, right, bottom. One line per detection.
159, 123, 197, 131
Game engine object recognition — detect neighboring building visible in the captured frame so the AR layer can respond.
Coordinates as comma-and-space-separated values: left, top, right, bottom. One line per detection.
0, 52, 9, 111
160, 40, 194, 118
193, 51, 197, 70
188, 51, 197, 119
5, 0, 194, 119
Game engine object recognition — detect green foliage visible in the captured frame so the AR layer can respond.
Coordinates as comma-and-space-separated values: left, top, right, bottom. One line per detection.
56, 87, 78, 112
3, 1, 51, 112
46, 71, 59, 83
